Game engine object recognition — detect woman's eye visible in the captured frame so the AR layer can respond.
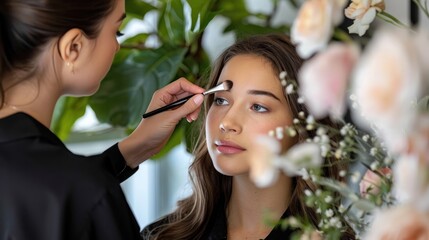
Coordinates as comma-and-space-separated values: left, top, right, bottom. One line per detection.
116, 31, 124, 37
251, 104, 268, 112
214, 97, 228, 106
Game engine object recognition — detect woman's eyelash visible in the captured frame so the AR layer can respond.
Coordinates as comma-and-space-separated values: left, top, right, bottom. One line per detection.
116, 31, 124, 37
252, 104, 268, 112
214, 97, 228, 105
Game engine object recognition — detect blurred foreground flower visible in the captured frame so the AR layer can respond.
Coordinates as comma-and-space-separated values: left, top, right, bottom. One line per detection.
351, 27, 428, 153
364, 204, 429, 240
249, 136, 281, 188
291, 0, 347, 58
251, 0, 429, 238
249, 136, 322, 188
299, 42, 360, 119
345, 0, 385, 36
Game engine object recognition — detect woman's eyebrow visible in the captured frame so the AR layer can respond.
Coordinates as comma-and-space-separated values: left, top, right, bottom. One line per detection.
117, 13, 126, 22
247, 90, 281, 101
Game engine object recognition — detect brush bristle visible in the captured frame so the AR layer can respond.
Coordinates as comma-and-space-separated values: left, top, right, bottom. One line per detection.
223, 80, 233, 90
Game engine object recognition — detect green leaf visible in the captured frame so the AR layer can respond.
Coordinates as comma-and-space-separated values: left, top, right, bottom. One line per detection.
158, 0, 186, 45
125, 0, 157, 19
185, 0, 216, 44
225, 23, 290, 39
51, 96, 89, 140
353, 199, 377, 212
216, 0, 250, 22
89, 46, 187, 129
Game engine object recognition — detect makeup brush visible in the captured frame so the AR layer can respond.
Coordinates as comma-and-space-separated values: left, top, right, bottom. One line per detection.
142, 80, 233, 118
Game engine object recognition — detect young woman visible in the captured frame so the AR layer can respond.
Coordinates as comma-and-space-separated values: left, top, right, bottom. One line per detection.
142, 34, 355, 239
0, 0, 204, 239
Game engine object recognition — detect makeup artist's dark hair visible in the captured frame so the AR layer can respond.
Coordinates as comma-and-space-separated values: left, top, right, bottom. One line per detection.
142, 34, 355, 240
0, 0, 116, 108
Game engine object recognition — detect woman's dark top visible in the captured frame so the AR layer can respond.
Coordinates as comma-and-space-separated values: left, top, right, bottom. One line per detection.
141, 201, 295, 240
0, 112, 141, 240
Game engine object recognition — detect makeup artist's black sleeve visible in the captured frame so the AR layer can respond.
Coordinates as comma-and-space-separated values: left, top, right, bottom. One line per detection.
79, 182, 143, 240
99, 143, 138, 182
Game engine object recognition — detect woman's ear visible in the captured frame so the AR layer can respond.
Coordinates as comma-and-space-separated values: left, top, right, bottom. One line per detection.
58, 28, 85, 64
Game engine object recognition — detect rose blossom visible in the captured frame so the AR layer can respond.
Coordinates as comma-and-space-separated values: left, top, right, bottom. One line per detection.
350, 28, 423, 153
364, 204, 429, 240
298, 42, 360, 119
291, 0, 347, 58
359, 167, 391, 198
345, 0, 385, 36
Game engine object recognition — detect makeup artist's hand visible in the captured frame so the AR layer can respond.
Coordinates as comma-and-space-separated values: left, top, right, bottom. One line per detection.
118, 78, 205, 168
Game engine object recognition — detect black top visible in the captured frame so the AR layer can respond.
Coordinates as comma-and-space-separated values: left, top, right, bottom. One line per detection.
0, 112, 141, 240
202, 205, 295, 240
142, 202, 295, 240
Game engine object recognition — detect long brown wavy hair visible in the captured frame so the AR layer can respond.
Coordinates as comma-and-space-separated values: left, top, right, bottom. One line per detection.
143, 34, 355, 239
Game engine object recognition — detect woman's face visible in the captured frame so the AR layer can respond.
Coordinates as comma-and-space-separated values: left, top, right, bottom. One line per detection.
206, 54, 294, 176
67, 0, 125, 95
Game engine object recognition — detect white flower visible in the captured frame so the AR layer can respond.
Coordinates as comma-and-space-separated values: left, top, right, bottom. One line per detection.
345, 0, 386, 36
393, 154, 420, 203
277, 142, 323, 176
299, 43, 359, 119
248, 136, 281, 188
325, 209, 334, 217
291, 0, 347, 58
249, 136, 324, 188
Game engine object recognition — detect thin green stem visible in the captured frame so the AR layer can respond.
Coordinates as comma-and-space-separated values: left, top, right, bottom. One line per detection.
377, 11, 409, 28
413, 0, 429, 18
333, 28, 353, 43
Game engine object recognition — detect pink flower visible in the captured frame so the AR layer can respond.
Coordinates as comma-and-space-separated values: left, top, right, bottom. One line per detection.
359, 167, 391, 198
364, 204, 429, 240
351, 27, 424, 152
291, 0, 347, 58
298, 43, 359, 119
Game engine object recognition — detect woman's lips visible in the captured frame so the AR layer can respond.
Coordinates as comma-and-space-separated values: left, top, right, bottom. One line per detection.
215, 140, 245, 154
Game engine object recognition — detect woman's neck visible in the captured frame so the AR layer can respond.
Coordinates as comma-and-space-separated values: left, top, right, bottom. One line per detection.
227, 173, 292, 240
0, 75, 61, 127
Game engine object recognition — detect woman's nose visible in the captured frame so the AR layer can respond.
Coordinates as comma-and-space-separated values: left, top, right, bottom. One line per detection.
219, 111, 242, 134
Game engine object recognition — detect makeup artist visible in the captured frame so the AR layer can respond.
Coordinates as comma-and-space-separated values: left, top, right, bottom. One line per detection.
0, 0, 204, 239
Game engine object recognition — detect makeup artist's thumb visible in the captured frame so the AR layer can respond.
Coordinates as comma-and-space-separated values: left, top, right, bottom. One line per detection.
179, 94, 204, 122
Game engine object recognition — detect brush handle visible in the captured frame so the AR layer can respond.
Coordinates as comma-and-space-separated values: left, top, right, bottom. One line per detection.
142, 94, 194, 118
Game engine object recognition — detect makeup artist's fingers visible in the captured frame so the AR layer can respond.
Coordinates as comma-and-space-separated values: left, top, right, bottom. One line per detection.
166, 77, 205, 94
146, 78, 204, 112
165, 94, 203, 122
119, 93, 204, 167
184, 94, 204, 122
160, 78, 204, 103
